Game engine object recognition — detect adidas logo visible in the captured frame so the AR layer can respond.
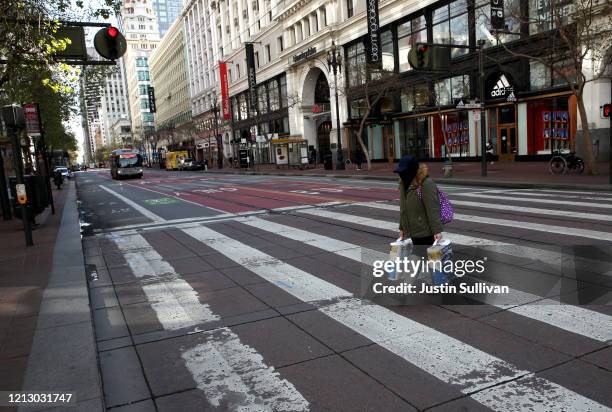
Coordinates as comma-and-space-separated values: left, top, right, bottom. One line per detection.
491, 74, 511, 97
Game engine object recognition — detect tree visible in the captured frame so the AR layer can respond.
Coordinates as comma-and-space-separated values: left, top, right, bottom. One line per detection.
1, 0, 121, 90
482, 0, 612, 174
343, 64, 401, 171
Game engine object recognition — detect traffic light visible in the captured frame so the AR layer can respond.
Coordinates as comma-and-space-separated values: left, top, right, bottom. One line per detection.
603, 103, 611, 118
416, 44, 429, 68
93, 26, 127, 60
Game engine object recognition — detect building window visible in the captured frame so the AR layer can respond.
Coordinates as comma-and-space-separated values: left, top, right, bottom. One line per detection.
381, 30, 395, 72
432, 0, 469, 58
268, 80, 280, 111
140, 99, 150, 109
139, 85, 148, 95
265, 44, 271, 63
397, 15, 426, 72
239, 94, 248, 120
255, 51, 260, 68
346, 41, 366, 87
277, 36, 284, 52
347, 0, 354, 18
137, 71, 150, 81
280, 76, 288, 107
257, 85, 268, 113
434, 75, 470, 106
475, 0, 521, 46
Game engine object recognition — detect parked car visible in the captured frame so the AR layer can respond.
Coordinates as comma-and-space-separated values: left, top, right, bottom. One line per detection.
53, 166, 69, 179
181, 158, 203, 171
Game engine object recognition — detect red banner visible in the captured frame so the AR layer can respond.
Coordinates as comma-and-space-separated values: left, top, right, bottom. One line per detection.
219, 61, 230, 121
23, 104, 41, 136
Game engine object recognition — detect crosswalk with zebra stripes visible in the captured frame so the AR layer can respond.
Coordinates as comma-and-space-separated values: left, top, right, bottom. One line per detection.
89, 187, 612, 411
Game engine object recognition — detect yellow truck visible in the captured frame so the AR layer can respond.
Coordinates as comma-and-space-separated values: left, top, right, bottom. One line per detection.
165, 151, 189, 171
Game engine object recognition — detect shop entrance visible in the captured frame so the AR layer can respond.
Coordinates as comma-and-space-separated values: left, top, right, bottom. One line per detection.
317, 121, 332, 162
496, 105, 516, 161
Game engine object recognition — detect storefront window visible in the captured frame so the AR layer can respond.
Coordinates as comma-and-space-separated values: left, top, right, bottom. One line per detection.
529, 0, 575, 35
269, 80, 280, 111
433, 0, 468, 57
397, 15, 426, 72
346, 42, 366, 87
401, 83, 430, 112
350, 98, 367, 118
257, 85, 268, 114
398, 117, 429, 159
280, 76, 288, 107
530, 59, 576, 90
435, 75, 469, 106
232, 97, 239, 121
475, 0, 521, 46
381, 30, 395, 72
239, 94, 248, 120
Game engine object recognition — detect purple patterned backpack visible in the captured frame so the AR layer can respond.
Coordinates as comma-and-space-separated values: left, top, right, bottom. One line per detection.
416, 185, 454, 224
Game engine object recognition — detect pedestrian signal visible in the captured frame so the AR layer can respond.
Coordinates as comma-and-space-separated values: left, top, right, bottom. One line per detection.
603, 104, 611, 118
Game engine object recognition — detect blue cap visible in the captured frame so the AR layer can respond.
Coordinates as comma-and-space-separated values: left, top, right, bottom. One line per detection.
393, 155, 418, 173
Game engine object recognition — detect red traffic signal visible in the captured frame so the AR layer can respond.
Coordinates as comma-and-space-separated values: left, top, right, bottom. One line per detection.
107, 26, 119, 38
603, 103, 611, 118
94, 26, 126, 60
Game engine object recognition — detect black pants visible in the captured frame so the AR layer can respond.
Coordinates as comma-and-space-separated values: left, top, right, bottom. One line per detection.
411, 235, 435, 259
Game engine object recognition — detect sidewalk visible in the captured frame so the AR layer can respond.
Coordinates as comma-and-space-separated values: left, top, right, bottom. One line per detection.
0, 181, 103, 411
207, 160, 611, 191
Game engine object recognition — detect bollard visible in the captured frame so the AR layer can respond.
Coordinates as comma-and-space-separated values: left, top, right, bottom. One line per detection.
442, 160, 453, 178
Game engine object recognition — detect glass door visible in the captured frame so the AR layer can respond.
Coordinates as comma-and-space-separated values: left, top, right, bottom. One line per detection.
497, 105, 517, 161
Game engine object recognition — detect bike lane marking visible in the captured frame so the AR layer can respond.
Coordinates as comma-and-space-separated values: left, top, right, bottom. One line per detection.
99, 185, 165, 223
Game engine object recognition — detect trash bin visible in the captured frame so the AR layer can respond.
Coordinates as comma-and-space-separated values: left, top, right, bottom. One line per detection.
323, 154, 333, 170
442, 160, 453, 178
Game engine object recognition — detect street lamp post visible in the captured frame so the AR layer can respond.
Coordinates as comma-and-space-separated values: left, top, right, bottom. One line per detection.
327, 41, 345, 170
211, 95, 223, 169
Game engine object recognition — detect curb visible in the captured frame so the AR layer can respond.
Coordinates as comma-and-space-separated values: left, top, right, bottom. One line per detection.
202, 169, 612, 192
19, 181, 105, 412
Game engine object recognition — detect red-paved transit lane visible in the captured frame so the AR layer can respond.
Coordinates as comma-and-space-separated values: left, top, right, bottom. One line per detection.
93, 168, 400, 213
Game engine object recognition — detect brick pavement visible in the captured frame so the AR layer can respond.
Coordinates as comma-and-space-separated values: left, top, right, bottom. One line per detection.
0, 185, 66, 400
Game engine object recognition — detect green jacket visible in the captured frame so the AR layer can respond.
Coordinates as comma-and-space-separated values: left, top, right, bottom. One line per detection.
398, 177, 443, 238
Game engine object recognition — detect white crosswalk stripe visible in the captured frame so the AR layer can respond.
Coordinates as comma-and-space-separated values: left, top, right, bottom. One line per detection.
242, 216, 612, 343
180, 225, 611, 411
342, 202, 612, 242
448, 199, 612, 222
454, 192, 612, 209
110, 233, 310, 410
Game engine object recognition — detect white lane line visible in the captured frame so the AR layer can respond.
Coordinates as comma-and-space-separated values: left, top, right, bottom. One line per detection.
344, 201, 612, 242
449, 200, 612, 222
242, 217, 612, 343
516, 189, 612, 198
99, 185, 165, 222
111, 233, 309, 410
453, 192, 612, 209
182, 225, 610, 411
504, 191, 612, 202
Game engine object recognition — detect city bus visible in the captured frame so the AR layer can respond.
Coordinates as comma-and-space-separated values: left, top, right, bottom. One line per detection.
109, 149, 144, 179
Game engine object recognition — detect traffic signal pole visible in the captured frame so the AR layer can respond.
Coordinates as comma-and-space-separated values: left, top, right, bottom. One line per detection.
478, 40, 487, 177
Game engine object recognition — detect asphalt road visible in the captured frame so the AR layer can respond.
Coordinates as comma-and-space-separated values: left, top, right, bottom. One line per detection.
76, 167, 612, 411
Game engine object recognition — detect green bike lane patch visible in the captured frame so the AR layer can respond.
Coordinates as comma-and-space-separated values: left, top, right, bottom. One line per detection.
98, 179, 222, 225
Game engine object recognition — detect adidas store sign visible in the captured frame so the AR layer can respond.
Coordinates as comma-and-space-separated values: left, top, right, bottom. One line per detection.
490, 74, 513, 98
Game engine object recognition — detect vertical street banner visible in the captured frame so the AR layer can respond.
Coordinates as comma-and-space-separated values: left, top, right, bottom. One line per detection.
219, 61, 231, 121
366, 0, 381, 67
148, 86, 157, 113
490, 0, 505, 30
23, 104, 41, 136
245, 43, 258, 112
